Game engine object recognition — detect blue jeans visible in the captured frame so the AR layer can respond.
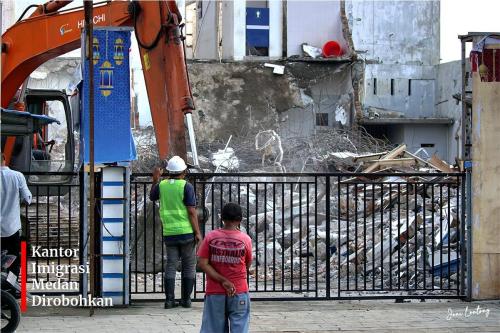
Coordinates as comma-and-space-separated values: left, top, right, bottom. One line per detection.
200, 293, 250, 333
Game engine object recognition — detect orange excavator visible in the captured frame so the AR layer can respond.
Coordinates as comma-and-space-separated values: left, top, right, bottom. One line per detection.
1, 0, 198, 174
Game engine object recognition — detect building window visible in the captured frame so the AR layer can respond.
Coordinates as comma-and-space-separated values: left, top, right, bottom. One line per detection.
316, 113, 329, 126
246, 3, 269, 57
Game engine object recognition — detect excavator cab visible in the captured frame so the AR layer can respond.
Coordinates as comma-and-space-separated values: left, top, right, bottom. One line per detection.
1, 89, 75, 192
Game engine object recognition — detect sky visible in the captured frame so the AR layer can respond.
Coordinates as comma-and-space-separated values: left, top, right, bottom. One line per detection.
440, 0, 500, 62
4, 0, 500, 125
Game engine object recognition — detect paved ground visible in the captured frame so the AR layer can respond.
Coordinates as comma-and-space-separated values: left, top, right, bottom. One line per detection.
17, 299, 500, 332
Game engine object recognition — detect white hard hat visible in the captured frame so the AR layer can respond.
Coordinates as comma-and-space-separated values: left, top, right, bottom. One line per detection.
166, 156, 187, 173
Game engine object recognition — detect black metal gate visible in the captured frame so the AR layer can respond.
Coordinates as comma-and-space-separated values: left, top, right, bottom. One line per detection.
24, 172, 82, 295
130, 172, 467, 301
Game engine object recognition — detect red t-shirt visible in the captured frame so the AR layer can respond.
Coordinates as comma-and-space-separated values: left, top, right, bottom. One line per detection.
197, 228, 253, 295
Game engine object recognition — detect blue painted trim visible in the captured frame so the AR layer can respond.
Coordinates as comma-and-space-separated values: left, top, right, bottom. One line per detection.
102, 255, 123, 260
102, 199, 125, 204
102, 291, 124, 297
102, 181, 124, 186
103, 273, 124, 278
102, 218, 124, 223
102, 236, 124, 241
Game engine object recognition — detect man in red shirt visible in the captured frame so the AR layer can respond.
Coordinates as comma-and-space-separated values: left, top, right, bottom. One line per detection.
197, 203, 252, 333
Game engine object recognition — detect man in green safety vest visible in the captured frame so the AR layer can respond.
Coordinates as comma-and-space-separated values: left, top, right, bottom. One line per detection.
150, 156, 203, 309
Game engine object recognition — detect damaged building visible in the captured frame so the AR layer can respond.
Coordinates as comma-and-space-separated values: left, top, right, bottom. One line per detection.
176, 0, 468, 164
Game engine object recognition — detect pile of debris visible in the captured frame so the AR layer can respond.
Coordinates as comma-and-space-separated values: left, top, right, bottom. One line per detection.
130, 126, 463, 294
233, 144, 462, 292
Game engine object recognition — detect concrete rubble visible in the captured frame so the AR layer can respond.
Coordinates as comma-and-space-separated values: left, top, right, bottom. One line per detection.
200, 142, 462, 292
130, 128, 462, 295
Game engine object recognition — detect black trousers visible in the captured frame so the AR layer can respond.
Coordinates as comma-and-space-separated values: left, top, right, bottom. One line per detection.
1, 231, 21, 277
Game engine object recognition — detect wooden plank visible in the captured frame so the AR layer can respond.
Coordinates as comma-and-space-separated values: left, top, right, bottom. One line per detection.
353, 151, 388, 163
366, 158, 415, 167
428, 154, 455, 173
363, 144, 406, 173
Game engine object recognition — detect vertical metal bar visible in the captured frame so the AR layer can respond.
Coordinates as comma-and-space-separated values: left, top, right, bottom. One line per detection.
397, 183, 401, 290
273, 183, 276, 291
299, 182, 302, 291
354, 183, 358, 291
255, 183, 259, 291
447, 184, 451, 289
465, 171, 472, 300
129, 179, 133, 297
237, 181, 241, 205
423, 184, 426, 290
380, 183, 383, 290
290, 182, 293, 291
228, 182, 232, 202
337, 177, 341, 297
57, 186, 61, 271
440, 184, 443, 290
192, 177, 197, 299
281, 183, 285, 291
389, 183, 392, 291
124, 168, 131, 304
264, 183, 267, 291
220, 183, 223, 228
306, 183, 310, 291
68, 185, 72, 283
325, 176, 331, 299
460, 37, 468, 161
246, 183, 249, 285
134, 183, 138, 293
345, 183, 351, 291
363, 184, 367, 291
414, 182, 418, 289
372, 184, 375, 290
406, 183, 409, 290
457, 176, 462, 295
84, 2, 96, 315
152, 183, 156, 293
314, 178, 318, 297
46, 186, 50, 281
36, 186, 39, 281
346, 183, 350, 291
431, 184, 435, 291
212, 181, 216, 232
143, 184, 147, 292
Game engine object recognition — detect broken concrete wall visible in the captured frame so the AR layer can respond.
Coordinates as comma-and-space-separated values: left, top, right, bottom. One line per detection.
286, 1, 347, 56
187, 60, 354, 143
347, 0, 440, 118
436, 59, 472, 162
347, 0, 440, 66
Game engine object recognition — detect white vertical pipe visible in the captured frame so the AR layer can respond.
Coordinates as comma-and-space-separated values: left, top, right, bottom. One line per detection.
185, 113, 199, 166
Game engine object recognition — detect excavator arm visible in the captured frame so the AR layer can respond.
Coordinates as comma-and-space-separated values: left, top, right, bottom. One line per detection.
1, 0, 195, 161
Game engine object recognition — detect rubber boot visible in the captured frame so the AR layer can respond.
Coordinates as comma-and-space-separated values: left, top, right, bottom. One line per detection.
180, 278, 195, 308
164, 278, 178, 309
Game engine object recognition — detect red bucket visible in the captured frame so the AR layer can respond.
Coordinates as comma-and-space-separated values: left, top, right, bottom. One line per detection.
322, 40, 342, 57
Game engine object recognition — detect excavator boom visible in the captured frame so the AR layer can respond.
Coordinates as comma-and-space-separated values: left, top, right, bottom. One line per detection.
1, 0, 194, 160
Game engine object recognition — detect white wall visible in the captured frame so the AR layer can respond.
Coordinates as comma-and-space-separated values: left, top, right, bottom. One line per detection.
286, 1, 346, 57
194, 0, 217, 59
268, 0, 282, 58
233, 0, 246, 60
222, 1, 234, 59
350, 1, 441, 118
349, 0, 440, 66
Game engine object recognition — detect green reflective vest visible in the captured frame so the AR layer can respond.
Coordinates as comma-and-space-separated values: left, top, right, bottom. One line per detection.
159, 179, 193, 236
